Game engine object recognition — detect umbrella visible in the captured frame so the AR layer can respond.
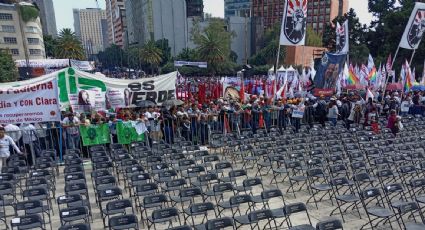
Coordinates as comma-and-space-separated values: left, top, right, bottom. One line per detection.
136, 100, 156, 108
162, 99, 184, 107
411, 85, 425, 91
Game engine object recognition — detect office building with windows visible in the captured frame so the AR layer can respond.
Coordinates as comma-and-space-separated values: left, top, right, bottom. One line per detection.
252, 0, 348, 33
105, 0, 126, 47
73, 8, 107, 58
224, 0, 251, 18
0, 2, 45, 60
31, 0, 57, 37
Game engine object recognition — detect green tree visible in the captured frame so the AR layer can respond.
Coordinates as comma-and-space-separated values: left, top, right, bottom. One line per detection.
192, 18, 235, 75
139, 40, 163, 76
43, 35, 58, 58
55, 28, 85, 60
0, 50, 18, 83
249, 23, 285, 66
306, 26, 322, 47
155, 39, 171, 66
97, 44, 125, 68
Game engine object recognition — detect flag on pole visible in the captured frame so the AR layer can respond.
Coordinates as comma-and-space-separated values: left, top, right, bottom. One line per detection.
279, 0, 308, 46
366, 88, 374, 101
276, 82, 287, 99
336, 21, 349, 53
310, 59, 316, 80
348, 65, 360, 85
399, 2, 425, 50
381, 65, 387, 89
368, 66, 377, 83
367, 54, 375, 71
239, 79, 245, 102
386, 54, 392, 72
421, 60, 425, 85
342, 63, 349, 87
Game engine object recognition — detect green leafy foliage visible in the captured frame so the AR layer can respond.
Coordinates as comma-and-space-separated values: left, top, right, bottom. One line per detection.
19, 5, 39, 22
55, 28, 85, 60
0, 50, 19, 83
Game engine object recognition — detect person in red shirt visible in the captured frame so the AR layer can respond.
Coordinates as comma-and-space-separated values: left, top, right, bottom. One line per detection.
386, 110, 398, 135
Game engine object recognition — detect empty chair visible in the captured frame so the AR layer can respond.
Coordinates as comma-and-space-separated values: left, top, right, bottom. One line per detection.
10, 214, 44, 230
204, 217, 234, 230
316, 218, 344, 230
282, 202, 314, 230
147, 207, 181, 230
329, 177, 361, 222
58, 223, 91, 230
102, 199, 135, 228
395, 201, 425, 230
59, 206, 89, 226
108, 214, 138, 230
359, 187, 395, 230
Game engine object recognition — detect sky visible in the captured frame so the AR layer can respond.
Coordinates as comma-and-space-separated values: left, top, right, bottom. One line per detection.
53, 0, 373, 32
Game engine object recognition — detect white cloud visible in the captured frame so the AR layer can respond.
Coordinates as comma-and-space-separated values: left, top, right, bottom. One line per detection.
350, 0, 373, 25
204, 0, 225, 18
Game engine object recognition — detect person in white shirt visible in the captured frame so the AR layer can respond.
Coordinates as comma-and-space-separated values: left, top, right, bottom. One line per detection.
0, 126, 22, 169
4, 123, 22, 143
62, 113, 81, 150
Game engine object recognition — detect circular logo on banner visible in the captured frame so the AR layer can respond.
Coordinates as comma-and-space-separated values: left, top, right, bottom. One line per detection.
50, 111, 56, 116
87, 127, 97, 140
321, 55, 329, 65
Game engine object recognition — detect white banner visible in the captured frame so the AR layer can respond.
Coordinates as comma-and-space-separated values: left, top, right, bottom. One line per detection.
70, 60, 95, 71
399, 2, 425, 49
56, 68, 177, 112
174, 61, 207, 68
0, 78, 61, 124
279, 0, 308, 46
336, 21, 349, 53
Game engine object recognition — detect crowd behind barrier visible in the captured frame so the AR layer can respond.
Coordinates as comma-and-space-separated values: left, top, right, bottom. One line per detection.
2, 90, 425, 167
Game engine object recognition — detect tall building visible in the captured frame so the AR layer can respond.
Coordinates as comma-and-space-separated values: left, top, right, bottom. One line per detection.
125, 0, 187, 56
105, 0, 126, 47
73, 8, 107, 58
0, 2, 45, 60
186, 0, 203, 17
31, 0, 57, 37
224, 0, 251, 18
252, 0, 348, 33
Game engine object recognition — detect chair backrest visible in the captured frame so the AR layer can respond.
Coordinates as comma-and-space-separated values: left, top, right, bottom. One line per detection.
60, 206, 89, 220
180, 187, 202, 198
11, 214, 43, 229
16, 200, 43, 214
136, 183, 158, 194
143, 194, 168, 206
0, 182, 14, 195
58, 223, 91, 230
284, 202, 308, 216
169, 226, 192, 230
95, 175, 117, 188
229, 194, 252, 205
106, 199, 133, 213
23, 188, 48, 200
98, 187, 122, 200
206, 217, 234, 230
316, 218, 344, 230
65, 182, 88, 195
215, 161, 232, 170
108, 214, 138, 230
213, 183, 234, 193
248, 209, 273, 222
229, 169, 247, 179
242, 178, 262, 188
166, 178, 186, 188
360, 187, 384, 207
190, 202, 215, 214
57, 194, 84, 207
151, 207, 179, 221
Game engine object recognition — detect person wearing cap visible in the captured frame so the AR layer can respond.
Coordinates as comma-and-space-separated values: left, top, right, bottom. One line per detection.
327, 97, 339, 127
62, 113, 81, 150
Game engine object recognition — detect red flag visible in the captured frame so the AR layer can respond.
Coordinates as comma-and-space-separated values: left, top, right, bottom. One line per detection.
239, 79, 245, 102
259, 113, 264, 128
198, 84, 206, 104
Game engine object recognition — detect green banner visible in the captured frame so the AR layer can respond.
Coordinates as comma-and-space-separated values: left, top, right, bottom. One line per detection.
117, 122, 145, 145
79, 124, 110, 146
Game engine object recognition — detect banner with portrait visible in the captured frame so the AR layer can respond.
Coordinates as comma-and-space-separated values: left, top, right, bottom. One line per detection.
56, 68, 177, 112
399, 2, 425, 50
313, 52, 347, 90
79, 124, 110, 146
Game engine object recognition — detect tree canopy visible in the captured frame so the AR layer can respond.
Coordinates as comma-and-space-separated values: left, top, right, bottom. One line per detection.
0, 50, 18, 83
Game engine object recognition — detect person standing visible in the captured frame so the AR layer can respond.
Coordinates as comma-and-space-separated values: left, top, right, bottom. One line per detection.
314, 95, 327, 127
387, 110, 398, 135
0, 126, 22, 169
62, 113, 81, 150
327, 98, 339, 127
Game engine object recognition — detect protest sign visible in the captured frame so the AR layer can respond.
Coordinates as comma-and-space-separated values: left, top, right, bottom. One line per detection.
116, 121, 145, 144
0, 76, 61, 124
79, 124, 110, 146
57, 68, 177, 111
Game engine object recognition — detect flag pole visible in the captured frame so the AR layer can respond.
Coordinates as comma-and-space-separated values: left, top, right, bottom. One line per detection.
409, 48, 416, 65
274, 44, 281, 101
382, 46, 400, 101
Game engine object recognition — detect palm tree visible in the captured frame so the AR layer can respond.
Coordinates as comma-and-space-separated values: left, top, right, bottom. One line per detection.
197, 30, 226, 65
139, 40, 162, 76
55, 28, 85, 60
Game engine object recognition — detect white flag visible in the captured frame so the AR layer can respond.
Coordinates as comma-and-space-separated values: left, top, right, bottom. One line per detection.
399, 2, 425, 49
366, 88, 374, 101
367, 54, 375, 71
336, 20, 349, 53
279, 0, 308, 46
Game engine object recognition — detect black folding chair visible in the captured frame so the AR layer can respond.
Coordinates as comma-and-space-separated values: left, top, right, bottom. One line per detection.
359, 187, 395, 230
58, 223, 91, 230
59, 206, 89, 226
108, 214, 138, 230
315, 218, 344, 230
329, 177, 361, 222
147, 207, 181, 230
204, 217, 235, 230
10, 214, 45, 230
282, 202, 315, 230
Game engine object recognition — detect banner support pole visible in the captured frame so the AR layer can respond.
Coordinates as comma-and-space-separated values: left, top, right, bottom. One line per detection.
409, 48, 417, 65
382, 46, 401, 101
274, 44, 282, 101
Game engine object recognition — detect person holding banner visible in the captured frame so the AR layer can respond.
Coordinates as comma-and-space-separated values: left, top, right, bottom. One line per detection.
0, 126, 22, 169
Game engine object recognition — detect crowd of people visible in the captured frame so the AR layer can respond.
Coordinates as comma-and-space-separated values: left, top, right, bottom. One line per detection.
1, 89, 425, 169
